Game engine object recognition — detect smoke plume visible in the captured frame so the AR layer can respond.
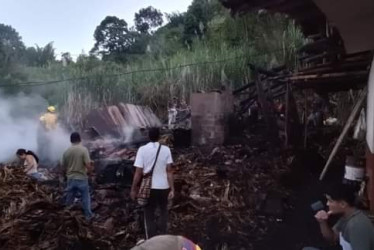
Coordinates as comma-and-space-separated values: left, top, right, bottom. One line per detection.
0, 91, 70, 163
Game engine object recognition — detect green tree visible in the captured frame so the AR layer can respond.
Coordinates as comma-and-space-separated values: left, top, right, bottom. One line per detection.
91, 16, 143, 62
32, 42, 55, 67
23, 42, 56, 67
166, 12, 185, 28
183, 0, 222, 44
0, 23, 26, 84
134, 6, 163, 34
0, 23, 25, 67
148, 13, 186, 56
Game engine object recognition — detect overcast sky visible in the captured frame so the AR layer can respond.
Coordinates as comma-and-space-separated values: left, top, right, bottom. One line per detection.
0, 0, 192, 58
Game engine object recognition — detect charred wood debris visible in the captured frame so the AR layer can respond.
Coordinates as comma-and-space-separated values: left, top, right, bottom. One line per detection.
0, 35, 373, 250
0, 126, 289, 250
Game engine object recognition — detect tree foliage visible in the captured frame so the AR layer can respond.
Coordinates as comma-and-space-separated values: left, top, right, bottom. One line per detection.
182, 0, 222, 44
24, 42, 55, 67
0, 0, 306, 110
0, 23, 26, 84
166, 12, 185, 28
91, 16, 143, 62
134, 6, 163, 34
0, 24, 25, 67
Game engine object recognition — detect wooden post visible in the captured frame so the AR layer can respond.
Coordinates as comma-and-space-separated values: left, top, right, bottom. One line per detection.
285, 82, 290, 147
254, 71, 279, 144
289, 87, 302, 146
255, 72, 269, 123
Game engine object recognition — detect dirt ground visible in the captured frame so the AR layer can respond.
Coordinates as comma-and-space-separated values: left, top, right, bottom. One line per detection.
253, 149, 344, 250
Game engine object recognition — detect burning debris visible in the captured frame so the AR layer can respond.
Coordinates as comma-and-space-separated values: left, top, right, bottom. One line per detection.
83, 103, 163, 186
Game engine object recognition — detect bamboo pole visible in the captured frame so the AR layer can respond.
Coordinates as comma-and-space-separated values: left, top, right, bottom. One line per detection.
319, 87, 368, 180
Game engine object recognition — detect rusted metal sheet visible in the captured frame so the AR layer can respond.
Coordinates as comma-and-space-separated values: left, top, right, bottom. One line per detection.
118, 103, 162, 128
85, 104, 162, 138
86, 108, 122, 138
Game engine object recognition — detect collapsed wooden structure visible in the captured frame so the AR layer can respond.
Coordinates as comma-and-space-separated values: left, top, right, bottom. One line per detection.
225, 0, 374, 210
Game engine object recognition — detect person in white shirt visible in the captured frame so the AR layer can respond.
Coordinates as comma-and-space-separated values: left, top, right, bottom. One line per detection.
131, 127, 174, 238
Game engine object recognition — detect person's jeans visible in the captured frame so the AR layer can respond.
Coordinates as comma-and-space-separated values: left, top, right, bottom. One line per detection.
65, 178, 93, 219
29, 172, 42, 181
144, 189, 170, 239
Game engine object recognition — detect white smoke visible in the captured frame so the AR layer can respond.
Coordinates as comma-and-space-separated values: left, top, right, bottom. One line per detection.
0, 91, 70, 164
123, 126, 137, 144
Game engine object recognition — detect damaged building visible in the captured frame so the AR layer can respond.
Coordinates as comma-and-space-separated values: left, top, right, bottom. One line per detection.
1, 0, 374, 249
222, 0, 374, 211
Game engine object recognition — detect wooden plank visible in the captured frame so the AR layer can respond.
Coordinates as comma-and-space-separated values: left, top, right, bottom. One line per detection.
254, 71, 279, 142
233, 82, 255, 95
287, 71, 368, 81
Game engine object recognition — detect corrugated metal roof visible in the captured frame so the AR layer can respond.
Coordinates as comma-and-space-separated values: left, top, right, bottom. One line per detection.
85, 103, 162, 138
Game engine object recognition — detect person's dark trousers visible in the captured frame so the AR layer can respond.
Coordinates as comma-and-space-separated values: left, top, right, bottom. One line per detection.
65, 178, 93, 219
143, 189, 169, 239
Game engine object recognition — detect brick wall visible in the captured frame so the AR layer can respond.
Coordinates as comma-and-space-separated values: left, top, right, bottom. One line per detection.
190, 91, 233, 146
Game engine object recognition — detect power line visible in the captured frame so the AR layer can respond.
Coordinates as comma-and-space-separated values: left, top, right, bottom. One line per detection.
0, 48, 287, 88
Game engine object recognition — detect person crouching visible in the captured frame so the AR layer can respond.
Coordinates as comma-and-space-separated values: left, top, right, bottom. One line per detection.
16, 149, 43, 180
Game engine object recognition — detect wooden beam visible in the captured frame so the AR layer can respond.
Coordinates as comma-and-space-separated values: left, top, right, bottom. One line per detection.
233, 82, 255, 95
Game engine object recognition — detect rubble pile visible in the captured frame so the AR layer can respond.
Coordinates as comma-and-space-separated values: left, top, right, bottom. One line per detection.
169, 141, 288, 249
0, 167, 140, 250
0, 132, 288, 249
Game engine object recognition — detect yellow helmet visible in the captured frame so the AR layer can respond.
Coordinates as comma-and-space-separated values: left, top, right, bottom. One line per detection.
47, 106, 56, 113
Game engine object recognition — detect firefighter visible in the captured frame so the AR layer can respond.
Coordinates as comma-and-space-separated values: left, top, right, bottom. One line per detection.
40, 106, 58, 130
37, 106, 58, 164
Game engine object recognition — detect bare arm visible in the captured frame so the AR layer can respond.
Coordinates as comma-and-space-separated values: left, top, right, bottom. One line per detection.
24, 156, 34, 173
319, 221, 337, 243
130, 167, 143, 200
315, 211, 338, 244
167, 164, 175, 199
85, 161, 94, 174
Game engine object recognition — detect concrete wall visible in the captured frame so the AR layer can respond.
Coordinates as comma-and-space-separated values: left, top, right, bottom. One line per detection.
190, 91, 233, 146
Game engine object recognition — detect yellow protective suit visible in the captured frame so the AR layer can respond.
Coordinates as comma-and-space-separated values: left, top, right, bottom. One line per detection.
39, 112, 58, 131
